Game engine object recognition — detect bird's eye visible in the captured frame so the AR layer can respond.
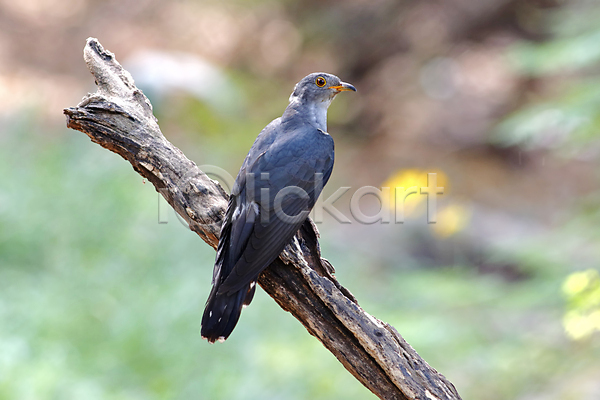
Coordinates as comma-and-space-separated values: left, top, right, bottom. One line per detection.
315, 77, 326, 87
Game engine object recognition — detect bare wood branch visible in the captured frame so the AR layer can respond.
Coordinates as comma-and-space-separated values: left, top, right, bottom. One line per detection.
64, 37, 462, 400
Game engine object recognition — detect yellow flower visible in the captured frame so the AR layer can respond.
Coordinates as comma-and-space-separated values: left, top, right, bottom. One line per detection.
562, 269, 600, 340
432, 203, 471, 238
562, 269, 599, 296
381, 168, 448, 217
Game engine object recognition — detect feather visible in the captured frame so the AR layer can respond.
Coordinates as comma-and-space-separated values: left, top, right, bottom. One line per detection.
200, 72, 352, 342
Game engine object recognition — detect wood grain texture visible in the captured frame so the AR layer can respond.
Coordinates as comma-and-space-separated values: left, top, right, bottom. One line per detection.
64, 37, 462, 400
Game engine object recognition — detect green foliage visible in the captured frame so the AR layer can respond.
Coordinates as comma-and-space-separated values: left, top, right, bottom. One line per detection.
3, 108, 598, 398
326, 243, 600, 400
0, 116, 371, 399
494, 2, 600, 155
491, 4, 600, 374
3, 2, 600, 396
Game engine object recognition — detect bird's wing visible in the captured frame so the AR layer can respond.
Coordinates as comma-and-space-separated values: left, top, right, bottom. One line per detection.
217, 127, 334, 294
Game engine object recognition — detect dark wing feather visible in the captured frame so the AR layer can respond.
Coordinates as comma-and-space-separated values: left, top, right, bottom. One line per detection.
217, 125, 333, 293
218, 182, 315, 294
201, 120, 334, 342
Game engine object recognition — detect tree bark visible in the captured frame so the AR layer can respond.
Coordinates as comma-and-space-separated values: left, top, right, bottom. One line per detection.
64, 37, 462, 400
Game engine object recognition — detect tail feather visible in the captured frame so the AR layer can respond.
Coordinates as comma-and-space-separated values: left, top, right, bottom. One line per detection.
201, 280, 257, 343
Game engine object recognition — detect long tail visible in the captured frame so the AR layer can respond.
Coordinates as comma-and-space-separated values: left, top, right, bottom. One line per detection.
200, 280, 257, 343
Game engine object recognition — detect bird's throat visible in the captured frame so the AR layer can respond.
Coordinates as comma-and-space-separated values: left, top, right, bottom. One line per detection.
288, 97, 332, 132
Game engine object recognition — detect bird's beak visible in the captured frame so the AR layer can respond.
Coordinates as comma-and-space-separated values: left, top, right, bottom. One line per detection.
329, 82, 357, 92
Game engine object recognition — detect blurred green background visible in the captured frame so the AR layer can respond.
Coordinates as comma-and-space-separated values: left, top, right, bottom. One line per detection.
1, 0, 600, 399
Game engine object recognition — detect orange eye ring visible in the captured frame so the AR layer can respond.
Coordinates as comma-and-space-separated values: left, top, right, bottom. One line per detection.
315, 76, 327, 87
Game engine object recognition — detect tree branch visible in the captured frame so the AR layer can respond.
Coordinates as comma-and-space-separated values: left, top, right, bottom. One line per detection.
64, 38, 462, 400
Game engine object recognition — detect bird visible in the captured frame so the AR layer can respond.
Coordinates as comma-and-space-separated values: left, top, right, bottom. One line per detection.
201, 72, 356, 343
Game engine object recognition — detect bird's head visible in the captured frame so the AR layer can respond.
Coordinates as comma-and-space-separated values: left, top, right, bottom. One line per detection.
289, 72, 356, 105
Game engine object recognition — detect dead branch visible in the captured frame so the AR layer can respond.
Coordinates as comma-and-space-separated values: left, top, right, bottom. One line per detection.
64, 37, 461, 400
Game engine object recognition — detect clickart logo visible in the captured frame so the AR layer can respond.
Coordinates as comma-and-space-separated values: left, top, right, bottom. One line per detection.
157, 166, 445, 226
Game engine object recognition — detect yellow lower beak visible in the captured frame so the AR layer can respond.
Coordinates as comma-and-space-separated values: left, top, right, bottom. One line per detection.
328, 82, 357, 92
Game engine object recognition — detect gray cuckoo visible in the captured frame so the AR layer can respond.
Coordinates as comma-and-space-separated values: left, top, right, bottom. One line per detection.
201, 72, 356, 342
